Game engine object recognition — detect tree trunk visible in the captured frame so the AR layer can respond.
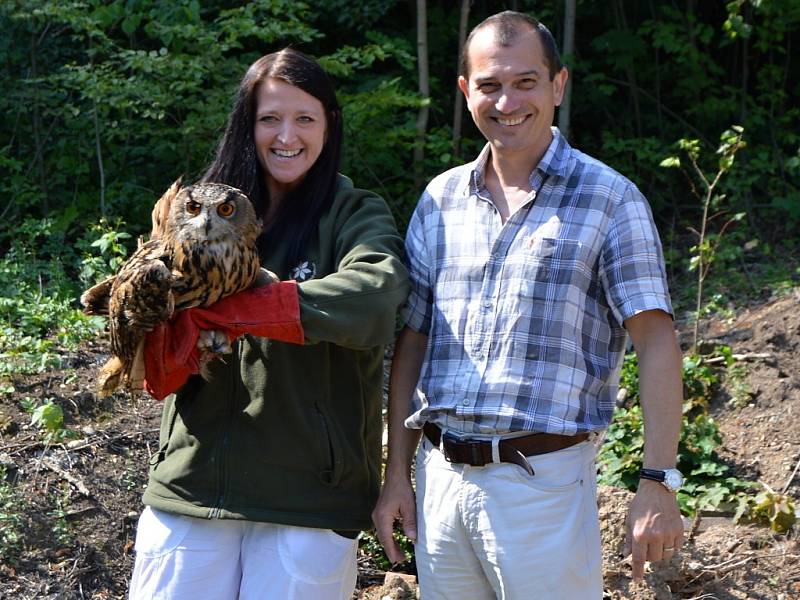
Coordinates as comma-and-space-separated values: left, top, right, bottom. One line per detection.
451, 0, 471, 162
93, 99, 106, 217
612, 0, 642, 138
414, 0, 430, 191
30, 32, 48, 214
558, 0, 576, 140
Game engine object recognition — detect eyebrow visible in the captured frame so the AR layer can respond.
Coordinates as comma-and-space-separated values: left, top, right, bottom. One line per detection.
473, 69, 540, 85
255, 107, 322, 116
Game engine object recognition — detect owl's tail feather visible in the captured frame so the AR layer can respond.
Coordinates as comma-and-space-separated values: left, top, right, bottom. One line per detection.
97, 356, 124, 398
96, 341, 146, 398
126, 340, 147, 394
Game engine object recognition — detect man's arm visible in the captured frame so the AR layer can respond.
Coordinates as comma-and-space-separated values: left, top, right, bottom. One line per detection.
623, 309, 685, 581
371, 326, 427, 563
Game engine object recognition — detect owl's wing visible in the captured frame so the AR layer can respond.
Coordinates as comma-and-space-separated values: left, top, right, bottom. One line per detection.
150, 177, 183, 240
108, 241, 176, 362
80, 275, 116, 316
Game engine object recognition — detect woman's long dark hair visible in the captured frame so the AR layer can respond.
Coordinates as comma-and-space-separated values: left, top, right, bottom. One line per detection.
202, 48, 343, 273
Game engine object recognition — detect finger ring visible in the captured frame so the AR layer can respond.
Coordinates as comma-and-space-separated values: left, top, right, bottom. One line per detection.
664, 546, 675, 552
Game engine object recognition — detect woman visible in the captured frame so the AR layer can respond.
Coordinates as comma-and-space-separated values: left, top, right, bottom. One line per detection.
129, 49, 409, 599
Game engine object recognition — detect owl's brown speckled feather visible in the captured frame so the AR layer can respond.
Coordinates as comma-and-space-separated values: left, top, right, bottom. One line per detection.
81, 181, 261, 396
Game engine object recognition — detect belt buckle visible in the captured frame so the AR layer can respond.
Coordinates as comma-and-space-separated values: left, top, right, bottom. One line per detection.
442, 433, 487, 466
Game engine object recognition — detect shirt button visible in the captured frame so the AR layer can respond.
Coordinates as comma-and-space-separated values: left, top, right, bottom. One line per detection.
462, 399, 470, 406
483, 301, 492, 309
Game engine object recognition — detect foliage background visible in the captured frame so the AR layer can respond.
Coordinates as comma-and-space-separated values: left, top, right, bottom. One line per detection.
1, 0, 797, 267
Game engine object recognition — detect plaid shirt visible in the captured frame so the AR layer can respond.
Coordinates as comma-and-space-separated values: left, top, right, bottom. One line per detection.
402, 128, 673, 436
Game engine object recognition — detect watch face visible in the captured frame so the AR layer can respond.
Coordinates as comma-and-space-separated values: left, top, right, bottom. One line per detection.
664, 470, 683, 491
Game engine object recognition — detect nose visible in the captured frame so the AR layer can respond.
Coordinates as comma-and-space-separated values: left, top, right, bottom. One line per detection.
276, 121, 297, 145
495, 89, 520, 114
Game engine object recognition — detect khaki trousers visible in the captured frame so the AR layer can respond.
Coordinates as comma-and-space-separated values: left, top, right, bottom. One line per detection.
129, 507, 358, 599
414, 435, 603, 599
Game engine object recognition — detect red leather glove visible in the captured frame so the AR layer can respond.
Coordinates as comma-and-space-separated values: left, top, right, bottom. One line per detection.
143, 281, 304, 400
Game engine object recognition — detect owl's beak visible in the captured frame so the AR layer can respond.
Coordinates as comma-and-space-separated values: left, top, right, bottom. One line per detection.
204, 214, 212, 236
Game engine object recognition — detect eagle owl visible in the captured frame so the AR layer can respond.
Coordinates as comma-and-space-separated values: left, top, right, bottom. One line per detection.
81, 180, 262, 396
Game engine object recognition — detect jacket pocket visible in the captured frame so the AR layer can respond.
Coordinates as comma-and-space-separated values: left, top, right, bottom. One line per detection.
314, 402, 344, 487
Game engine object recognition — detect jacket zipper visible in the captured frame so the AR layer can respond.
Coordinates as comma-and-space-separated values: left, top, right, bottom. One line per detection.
209, 338, 239, 518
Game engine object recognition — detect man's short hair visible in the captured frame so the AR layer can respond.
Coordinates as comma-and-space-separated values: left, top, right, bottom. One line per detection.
459, 11, 564, 81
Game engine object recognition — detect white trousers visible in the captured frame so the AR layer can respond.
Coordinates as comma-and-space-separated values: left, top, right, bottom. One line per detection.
129, 507, 358, 600
414, 436, 603, 600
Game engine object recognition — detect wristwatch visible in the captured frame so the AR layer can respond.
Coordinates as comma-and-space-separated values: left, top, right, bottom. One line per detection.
639, 468, 684, 492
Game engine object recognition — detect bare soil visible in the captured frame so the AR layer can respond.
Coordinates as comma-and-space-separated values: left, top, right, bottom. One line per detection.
0, 291, 798, 599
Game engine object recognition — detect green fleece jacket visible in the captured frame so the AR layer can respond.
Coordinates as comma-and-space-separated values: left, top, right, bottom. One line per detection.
142, 175, 409, 531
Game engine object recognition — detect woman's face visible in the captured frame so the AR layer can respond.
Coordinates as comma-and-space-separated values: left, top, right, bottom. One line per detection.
254, 77, 327, 198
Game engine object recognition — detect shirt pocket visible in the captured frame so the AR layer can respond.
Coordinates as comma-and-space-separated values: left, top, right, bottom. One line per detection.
519, 238, 586, 297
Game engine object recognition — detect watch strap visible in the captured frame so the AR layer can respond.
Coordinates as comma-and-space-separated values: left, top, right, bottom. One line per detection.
639, 468, 667, 482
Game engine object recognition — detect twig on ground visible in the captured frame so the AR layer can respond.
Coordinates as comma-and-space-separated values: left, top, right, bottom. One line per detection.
0, 434, 39, 454
702, 352, 772, 365
41, 457, 91, 496
780, 453, 800, 494
64, 428, 159, 452
700, 551, 799, 575
687, 513, 702, 543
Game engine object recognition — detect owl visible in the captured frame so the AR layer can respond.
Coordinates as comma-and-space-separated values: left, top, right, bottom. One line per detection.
81, 180, 262, 396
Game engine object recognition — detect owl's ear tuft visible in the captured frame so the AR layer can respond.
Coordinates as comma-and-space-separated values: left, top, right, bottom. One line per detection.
150, 177, 184, 239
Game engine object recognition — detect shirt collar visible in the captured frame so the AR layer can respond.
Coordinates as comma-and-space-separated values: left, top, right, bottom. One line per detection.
466, 126, 571, 196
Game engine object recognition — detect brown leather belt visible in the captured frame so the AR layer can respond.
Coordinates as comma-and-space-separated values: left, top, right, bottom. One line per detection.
423, 422, 589, 476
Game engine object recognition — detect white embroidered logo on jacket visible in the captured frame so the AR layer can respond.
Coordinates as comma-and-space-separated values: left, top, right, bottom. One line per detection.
290, 261, 316, 282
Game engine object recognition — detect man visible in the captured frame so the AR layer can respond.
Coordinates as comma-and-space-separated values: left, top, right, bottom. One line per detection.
372, 10, 685, 599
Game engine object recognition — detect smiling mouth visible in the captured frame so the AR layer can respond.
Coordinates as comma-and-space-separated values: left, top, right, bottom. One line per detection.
271, 148, 302, 158
494, 115, 528, 126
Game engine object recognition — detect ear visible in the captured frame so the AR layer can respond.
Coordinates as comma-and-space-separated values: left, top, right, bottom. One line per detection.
552, 67, 569, 107
457, 76, 471, 108
150, 177, 183, 239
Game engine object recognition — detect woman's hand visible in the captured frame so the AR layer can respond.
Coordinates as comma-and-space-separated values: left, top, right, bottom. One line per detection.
254, 267, 279, 287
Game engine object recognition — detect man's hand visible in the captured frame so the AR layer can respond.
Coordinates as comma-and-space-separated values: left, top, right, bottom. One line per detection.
624, 479, 684, 581
371, 469, 417, 564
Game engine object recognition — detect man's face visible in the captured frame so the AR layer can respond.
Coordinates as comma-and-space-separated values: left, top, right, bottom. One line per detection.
458, 27, 567, 163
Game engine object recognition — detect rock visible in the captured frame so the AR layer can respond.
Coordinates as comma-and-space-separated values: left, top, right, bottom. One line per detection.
374, 572, 418, 599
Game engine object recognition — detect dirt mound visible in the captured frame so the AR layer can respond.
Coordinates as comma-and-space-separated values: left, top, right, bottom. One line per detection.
703, 292, 800, 500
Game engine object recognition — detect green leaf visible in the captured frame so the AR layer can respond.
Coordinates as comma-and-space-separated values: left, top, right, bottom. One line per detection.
660, 156, 681, 168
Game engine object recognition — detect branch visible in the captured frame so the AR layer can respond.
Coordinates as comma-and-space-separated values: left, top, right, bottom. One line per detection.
93, 98, 106, 216
781, 453, 800, 494
702, 352, 772, 364
64, 428, 159, 452
451, 0, 470, 161
604, 76, 712, 146
41, 457, 92, 497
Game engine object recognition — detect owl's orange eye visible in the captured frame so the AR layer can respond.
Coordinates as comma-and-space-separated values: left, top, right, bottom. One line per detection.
217, 203, 236, 218
186, 201, 202, 215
